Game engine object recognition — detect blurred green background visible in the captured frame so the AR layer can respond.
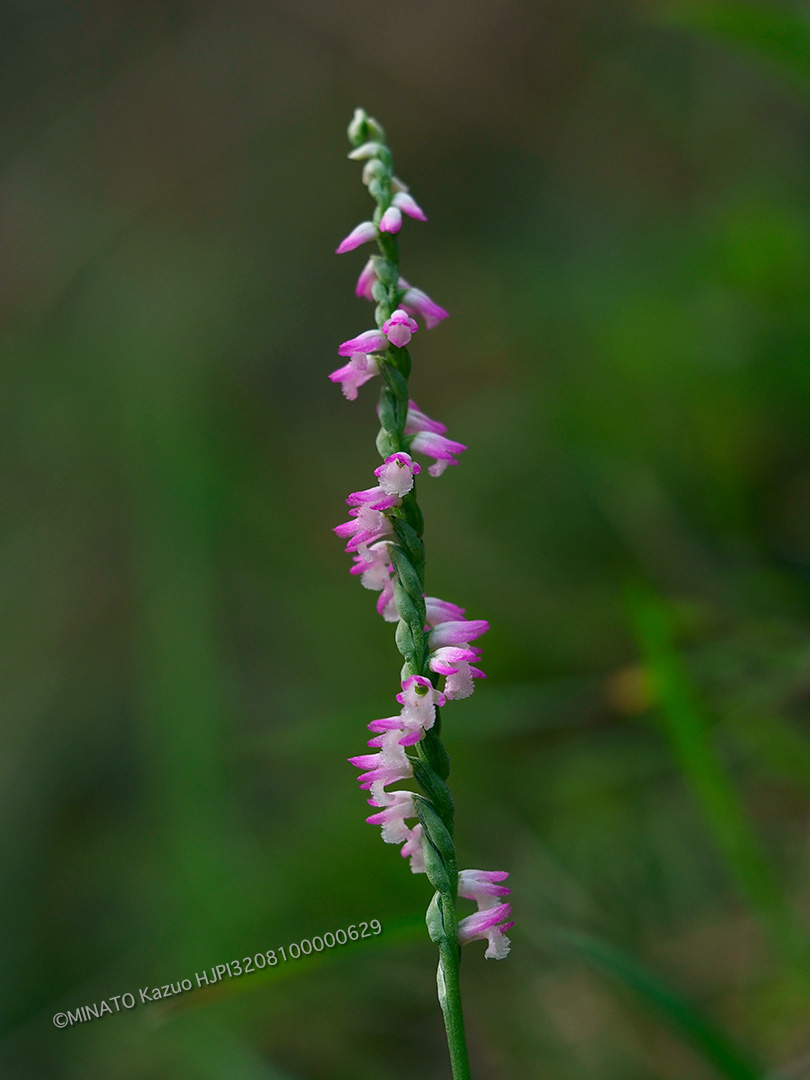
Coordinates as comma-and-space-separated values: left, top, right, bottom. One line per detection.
5, 1, 810, 1077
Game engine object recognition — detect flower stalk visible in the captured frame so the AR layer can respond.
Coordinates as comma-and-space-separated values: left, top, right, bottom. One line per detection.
331, 109, 511, 1080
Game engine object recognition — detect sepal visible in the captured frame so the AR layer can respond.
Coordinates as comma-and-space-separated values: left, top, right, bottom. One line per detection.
425, 891, 445, 946
415, 797, 457, 895
412, 761, 455, 835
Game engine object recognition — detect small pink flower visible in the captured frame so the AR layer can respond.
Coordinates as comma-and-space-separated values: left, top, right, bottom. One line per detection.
405, 401, 447, 436
365, 676, 444, 748
383, 309, 418, 348
426, 603, 488, 698
338, 329, 389, 357
356, 259, 377, 300
457, 902, 512, 959
428, 639, 486, 700
380, 206, 403, 234
425, 596, 466, 625
458, 869, 510, 909
404, 400, 466, 474
376, 579, 398, 622
447, 661, 485, 700
352, 541, 391, 583
428, 646, 485, 700
346, 485, 399, 511
429, 619, 489, 649
365, 790, 417, 844
401, 287, 448, 329
334, 504, 393, 553
366, 713, 410, 735
396, 675, 446, 729
349, 729, 413, 790
329, 353, 380, 401
374, 452, 421, 497
400, 823, 426, 874
393, 192, 427, 222
336, 221, 378, 254
409, 431, 467, 476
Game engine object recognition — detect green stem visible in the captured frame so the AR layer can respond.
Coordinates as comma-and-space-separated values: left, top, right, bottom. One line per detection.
438, 916, 472, 1080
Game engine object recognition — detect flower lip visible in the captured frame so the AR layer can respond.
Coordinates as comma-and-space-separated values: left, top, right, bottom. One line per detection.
382, 309, 419, 348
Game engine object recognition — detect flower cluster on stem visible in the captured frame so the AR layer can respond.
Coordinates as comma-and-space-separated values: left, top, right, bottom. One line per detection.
330, 108, 511, 1080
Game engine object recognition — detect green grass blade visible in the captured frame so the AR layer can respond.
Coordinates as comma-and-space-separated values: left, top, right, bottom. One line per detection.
548, 927, 763, 1080
661, 2, 810, 97
629, 588, 808, 972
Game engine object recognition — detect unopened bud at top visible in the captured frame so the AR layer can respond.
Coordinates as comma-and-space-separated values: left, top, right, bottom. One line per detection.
347, 108, 386, 147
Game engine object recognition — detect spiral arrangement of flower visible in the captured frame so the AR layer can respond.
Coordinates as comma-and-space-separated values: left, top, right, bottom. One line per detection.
329, 108, 512, 1080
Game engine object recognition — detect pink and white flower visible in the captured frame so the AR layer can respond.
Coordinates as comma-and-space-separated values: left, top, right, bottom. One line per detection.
355, 259, 377, 300
428, 618, 489, 649
380, 206, 402, 234
392, 192, 427, 222
425, 596, 466, 624
349, 728, 413, 791
396, 675, 445, 733
336, 221, 378, 254
458, 869, 511, 908
365, 789, 417, 844
338, 329, 389, 357
379, 193, 428, 234
374, 452, 420, 497
426, 599, 489, 699
351, 542, 398, 622
334, 504, 393, 554
405, 401, 447, 435
355, 266, 449, 330
366, 675, 444, 747
409, 431, 467, 477
345, 484, 399, 512
401, 286, 448, 328
329, 353, 380, 400
404, 402, 466, 476
429, 646, 485, 700
383, 309, 418, 348
457, 902, 513, 960
400, 823, 426, 874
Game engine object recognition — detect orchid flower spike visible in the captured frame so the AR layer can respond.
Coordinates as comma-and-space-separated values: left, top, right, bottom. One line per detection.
333, 108, 510, 1077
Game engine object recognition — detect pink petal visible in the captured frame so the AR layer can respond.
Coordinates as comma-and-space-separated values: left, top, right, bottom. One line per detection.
338, 330, 389, 357
336, 221, 377, 254
393, 192, 428, 221
379, 206, 402, 234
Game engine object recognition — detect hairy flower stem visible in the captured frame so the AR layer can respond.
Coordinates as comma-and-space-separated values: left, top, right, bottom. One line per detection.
348, 114, 472, 1080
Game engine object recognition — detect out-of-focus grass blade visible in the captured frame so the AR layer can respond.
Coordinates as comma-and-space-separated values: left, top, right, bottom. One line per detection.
151, 913, 426, 1019
168, 1016, 301, 1080
629, 588, 809, 973
661, 2, 810, 97
548, 927, 764, 1080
